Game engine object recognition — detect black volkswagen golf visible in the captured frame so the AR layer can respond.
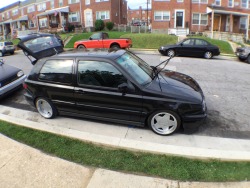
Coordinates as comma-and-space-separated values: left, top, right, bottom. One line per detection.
18, 34, 207, 136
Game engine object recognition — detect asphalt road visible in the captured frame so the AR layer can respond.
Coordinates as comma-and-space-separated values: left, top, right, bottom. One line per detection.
1, 50, 250, 139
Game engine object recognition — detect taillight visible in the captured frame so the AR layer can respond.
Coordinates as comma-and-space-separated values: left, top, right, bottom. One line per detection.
23, 83, 28, 89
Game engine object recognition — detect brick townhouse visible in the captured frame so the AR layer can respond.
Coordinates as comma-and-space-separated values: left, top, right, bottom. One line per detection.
152, 0, 250, 41
0, 0, 127, 39
127, 6, 152, 25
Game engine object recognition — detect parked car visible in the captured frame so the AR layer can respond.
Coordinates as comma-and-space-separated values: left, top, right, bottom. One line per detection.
0, 41, 15, 57
159, 38, 220, 59
235, 46, 250, 63
74, 32, 132, 50
0, 59, 26, 99
18, 34, 207, 136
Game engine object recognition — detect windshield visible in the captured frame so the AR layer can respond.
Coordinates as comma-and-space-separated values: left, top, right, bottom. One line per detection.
116, 52, 153, 85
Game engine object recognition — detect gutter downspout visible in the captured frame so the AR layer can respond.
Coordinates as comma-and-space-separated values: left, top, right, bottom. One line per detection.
211, 10, 214, 39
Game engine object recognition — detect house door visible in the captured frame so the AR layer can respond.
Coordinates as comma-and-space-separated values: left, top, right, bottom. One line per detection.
85, 10, 93, 27
225, 16, 230, 32
213, 15, 221, 31
176, 11, 184, 28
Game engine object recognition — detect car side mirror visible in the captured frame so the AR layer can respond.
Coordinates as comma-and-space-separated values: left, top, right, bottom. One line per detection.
118, 83, 128, 95
89, 37, 92, 40
180, 43, 183, 46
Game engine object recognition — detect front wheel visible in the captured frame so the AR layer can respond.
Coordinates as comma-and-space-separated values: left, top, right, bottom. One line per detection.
77, 45, 86, 50
35, 97, 57, 119
204, 51, 213, 59
147, 110, 181, 136
247, 55, 250, 64
166, 49, 175, 57
110, 44, 120, 50
0, 51, 3, 57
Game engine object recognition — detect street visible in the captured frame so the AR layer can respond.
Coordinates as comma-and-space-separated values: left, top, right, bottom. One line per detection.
1, 50, 250, 140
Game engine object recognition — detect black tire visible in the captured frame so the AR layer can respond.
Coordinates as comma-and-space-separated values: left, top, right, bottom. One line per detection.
10, 51, 14, 55
0, 51, 3, 57
147, 110, 181, 136
35, 97, 57, 119
166, 49, 175, 57
77, 45, 86, 49
247, 56, 250, 64
110, 44, 120, 50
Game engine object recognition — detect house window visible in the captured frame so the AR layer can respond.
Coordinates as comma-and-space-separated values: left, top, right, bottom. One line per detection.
177, 0, 184, 2
95, 0, 109, 2
29, 20, 36, 28
228, 0, 234, 7
86, 0, 90, 5
51, 0, 54, 9
192, 13, 208, 25
59, 0, 63, 7
215, 0, 221, 5
154, 11, 170, 21
69, 12, 80, 22
96, 11, 110, 20
240, 17, 247, 29
27, 5, 35, 13
68, 0, 79, 4
192, 0, 207, 3
39, 18, 47, 27
2, 14, 4, 20
12, 9, 18, 16
241, 0, 249, 8
37, 3, 46, 11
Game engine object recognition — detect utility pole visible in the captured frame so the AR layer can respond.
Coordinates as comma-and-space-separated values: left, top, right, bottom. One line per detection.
147, 0, 149, 26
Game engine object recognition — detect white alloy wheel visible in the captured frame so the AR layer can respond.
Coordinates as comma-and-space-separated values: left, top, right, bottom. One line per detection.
167, 49, 175, 57
204, 51, 213, 59
36, 98, 56, 119
149, 111, 180, 135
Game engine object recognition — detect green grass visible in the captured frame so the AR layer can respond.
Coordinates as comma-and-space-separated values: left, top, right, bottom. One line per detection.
0, 120, 249, 182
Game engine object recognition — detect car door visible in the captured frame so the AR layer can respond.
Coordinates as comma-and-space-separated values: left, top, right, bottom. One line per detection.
177, 38, 195, 56
87, 33, 104, 48
193, 39, 209, 57
74, 59, 143, 125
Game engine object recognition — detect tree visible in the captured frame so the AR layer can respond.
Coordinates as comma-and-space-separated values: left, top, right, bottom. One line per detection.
106, 22, 114, 31
95, 19, 105, 31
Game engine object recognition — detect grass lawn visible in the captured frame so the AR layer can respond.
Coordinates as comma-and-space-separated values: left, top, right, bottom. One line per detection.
64, 32, 234, 54
0, 120, 249, 182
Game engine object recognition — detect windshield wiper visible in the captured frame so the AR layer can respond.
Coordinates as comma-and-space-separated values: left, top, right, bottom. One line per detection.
152, 56, 173, 79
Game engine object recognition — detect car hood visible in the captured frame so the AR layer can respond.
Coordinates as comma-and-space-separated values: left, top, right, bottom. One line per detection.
0, 63, 21, 82
145, 70, 203, 104
17, 33, 64, 62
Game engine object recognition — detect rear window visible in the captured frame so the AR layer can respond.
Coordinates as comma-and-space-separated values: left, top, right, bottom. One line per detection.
4, 42, 13, 45
38, 59, 73, 84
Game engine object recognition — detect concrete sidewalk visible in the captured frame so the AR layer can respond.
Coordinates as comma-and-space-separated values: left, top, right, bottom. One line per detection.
0, 134, 249, 188
0, 106, 250, 187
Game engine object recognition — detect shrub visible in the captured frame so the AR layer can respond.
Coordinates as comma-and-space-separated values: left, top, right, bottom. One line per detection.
106, 22, 114, 31
95, 19, 105, 31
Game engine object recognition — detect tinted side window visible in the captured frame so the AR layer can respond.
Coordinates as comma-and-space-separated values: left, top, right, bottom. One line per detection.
39, 59, 73, 84
78, 61, 126, 88
195, 39, 208, 45
182, 39, 194, 45
5, 42, 13, 45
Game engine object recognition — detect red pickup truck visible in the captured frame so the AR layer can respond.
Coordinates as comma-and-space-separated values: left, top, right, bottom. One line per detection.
74, 32, 132, 49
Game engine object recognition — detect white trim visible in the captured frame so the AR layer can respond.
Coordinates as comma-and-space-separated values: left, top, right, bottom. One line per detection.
174, 9, 185, 28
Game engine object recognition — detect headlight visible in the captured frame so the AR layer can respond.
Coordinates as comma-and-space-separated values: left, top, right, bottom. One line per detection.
17, 70, 24, 77
202, 100, 206, 112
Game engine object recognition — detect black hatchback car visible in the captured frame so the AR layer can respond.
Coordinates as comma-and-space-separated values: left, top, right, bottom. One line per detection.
159, 38, 220, 59
18, 34, 207, 136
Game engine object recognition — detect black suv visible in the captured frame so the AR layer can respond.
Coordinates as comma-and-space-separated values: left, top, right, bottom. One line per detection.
18, 34, 207, 136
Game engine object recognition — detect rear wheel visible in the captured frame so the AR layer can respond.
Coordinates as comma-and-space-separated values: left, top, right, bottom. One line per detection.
35, 97, 57, 119
111, 44, 120, 50
238, 57, 246, 62
77, 45, 86, 50
147, 110, 181, 136
204, 51, 213, 59
166, 49, 175, 57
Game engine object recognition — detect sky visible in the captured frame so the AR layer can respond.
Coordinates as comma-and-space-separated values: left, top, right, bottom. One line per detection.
0, 0, 150, 9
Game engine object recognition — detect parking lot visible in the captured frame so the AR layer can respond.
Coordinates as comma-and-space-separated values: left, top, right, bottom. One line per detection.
1, 50, 250, 140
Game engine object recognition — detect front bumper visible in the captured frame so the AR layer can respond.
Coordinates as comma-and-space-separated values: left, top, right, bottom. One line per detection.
235, 52, 248, 59
181, 112, 207, 133
0, 75, 27, 98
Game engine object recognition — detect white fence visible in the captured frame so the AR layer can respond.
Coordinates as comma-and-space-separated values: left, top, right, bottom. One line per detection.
117, 25, 150, 33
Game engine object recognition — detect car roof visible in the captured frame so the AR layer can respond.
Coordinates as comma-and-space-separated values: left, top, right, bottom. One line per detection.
18, 33, 55, 42
54, 49, 126, 60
